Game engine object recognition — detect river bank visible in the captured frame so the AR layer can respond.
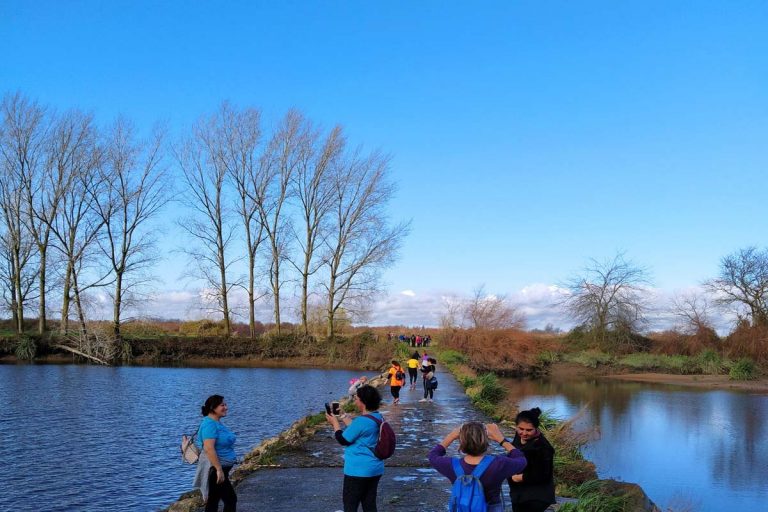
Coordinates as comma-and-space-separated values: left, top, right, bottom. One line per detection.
545, 362, 768, 393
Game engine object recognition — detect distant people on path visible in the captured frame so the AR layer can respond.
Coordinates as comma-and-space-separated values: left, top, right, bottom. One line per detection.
407, 352, 420, 389
508, 408, 556, 512
193, 394, 238, 512
387, 361, 406, 405
348, 376, 369, 401
419, 357, 437, 402
428, 422, 527, 512
326, 385, 386, 512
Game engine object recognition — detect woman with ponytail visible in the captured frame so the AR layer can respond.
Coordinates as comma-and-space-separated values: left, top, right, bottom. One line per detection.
192, 395, 238, 512
507, 407, 556, 512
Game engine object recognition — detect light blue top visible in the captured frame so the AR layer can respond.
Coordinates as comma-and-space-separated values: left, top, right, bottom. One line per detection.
197, 417, 237, 466
341, 412, 385, 477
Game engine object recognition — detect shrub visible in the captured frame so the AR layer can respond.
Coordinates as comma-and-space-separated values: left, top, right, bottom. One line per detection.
697, 349, 724, 375
14, 334, 36, 361
475, 373, 506, 403
729, 358, 758, 380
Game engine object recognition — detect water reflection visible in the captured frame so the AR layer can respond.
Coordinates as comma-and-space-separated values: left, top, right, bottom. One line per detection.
0, 364, 363, 512
500, 377, 768, 511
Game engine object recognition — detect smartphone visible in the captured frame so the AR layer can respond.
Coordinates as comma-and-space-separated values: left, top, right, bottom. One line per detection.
332, 402, 341, 415
324, 402, 332, 415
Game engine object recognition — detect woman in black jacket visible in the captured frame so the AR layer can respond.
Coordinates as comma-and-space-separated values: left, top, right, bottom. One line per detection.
507, 407, 556, 512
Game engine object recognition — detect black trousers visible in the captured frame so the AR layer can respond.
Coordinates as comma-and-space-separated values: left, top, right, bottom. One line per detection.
423, 378, 433, 399
343, 474, 382, 512
390, 385, 401, 399
206, 466, 237, 512
512, 500, 551, 512
408, 368, 418, 384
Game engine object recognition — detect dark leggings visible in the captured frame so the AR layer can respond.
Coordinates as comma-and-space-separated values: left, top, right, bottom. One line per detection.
512, 500, 551, 512
390, 385, 401, 399
408, 368, 418, 384
343, 474, 381, 512
423, 378, 433, 399
206, 466, 237, 512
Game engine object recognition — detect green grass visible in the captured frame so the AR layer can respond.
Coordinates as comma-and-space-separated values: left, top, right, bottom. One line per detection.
696, 349, 724, 375
558, 480, 630, 512
729, 358, 758, 380
441, 349, 468, 365
564, 351, 614, 368
617, 353, 698, 373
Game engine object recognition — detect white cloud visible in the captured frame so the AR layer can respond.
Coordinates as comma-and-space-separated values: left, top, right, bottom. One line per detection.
400, 290, 416, 297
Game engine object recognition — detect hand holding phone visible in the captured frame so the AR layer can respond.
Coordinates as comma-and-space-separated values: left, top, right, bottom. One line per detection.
332, 402, 341, 415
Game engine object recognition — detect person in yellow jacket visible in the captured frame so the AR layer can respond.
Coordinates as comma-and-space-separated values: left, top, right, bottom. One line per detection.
387, 361, 406, 404
406, 352, 420, 390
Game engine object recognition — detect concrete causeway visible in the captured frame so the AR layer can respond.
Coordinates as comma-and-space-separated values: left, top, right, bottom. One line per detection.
235, 371, 560, 512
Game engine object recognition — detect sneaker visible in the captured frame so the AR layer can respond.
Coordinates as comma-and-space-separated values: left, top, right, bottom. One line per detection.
418, 398, 427, 402
428, 398, 433, 402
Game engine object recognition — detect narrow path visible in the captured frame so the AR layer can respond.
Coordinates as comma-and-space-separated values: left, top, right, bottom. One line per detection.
236, 371, 558, 511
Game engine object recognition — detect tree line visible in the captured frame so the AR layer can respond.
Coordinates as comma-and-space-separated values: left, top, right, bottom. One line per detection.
0, 92, 408, 341
441, 248, 768, 354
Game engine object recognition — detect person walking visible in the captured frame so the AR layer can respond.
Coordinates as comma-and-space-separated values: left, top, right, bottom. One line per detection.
419, 357, 436, 402
508, 408, 556, 512
193, 395, 238, 512
429, 422, 527, 512
406, 352, 420, 390
387, 360, 406, 404
326, 385, 386, 512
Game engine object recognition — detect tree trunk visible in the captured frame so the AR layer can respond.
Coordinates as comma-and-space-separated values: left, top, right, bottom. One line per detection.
273, 262, 281, 335
326, 275, 336, 339
13, 248, 24, 334
217, 240, 231, 338
72, 267, 87, 335
38, 247, 47, 334
113, 272, 122, 340
60, 260, 73, 334
248, 251, 255, 339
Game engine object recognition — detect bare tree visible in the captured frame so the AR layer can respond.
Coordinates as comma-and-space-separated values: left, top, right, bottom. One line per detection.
463, 284, 525, 330
323, 148, 409, 338
217, 103, 267, 339
49, 116, 108, 334
671, 291, 716, 335
23, 109, 99, 334
0, 92, 47, 333
561, 252, 651, 348
439, 294, 464, 330
175, 107, 241, 337
251, 110, 304, 334
92, 119, 168, 340
289, 124, 342, 335
705, 246, 768, 327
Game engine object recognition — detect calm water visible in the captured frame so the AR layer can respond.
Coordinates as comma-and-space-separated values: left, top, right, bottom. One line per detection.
500, 377, 768, 511
0, 364, 363, 512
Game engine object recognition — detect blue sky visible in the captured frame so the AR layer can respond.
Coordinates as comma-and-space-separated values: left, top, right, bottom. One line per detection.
2, 1, 766, 328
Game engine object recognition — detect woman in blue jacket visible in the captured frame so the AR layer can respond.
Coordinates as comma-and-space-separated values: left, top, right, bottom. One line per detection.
326, 385, 385, 512
193, 394, 237, 512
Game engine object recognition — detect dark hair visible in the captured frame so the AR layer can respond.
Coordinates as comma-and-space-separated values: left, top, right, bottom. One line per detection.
202, 394, 224, 416
356, 385, 382, 411
515, 407, 542, 428
391, 360, 400, 367
428, 357, 437, 364
412, 351, 421, 359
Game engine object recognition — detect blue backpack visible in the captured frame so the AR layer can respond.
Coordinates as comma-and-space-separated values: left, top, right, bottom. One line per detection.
449, 456, 494, 512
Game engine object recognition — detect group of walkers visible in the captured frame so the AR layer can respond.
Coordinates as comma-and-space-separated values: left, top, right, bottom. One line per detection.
388, 332, 432, 347
387, 351, 437, 405
192, 380, 555, 512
